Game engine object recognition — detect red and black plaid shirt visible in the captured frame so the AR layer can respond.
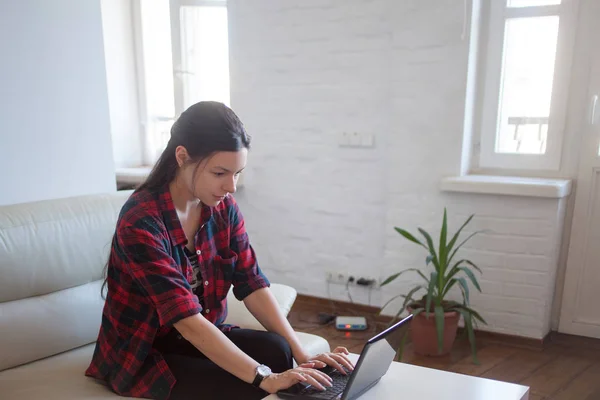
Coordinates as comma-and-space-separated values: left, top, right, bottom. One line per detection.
85, 185, 270, 399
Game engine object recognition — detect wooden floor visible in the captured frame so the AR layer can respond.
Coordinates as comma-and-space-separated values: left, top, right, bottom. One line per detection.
288, 296, 600, 400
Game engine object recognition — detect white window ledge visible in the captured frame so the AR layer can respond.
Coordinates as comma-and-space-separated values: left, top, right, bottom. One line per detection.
115, 167, 153, 185
115, 166, 246, 188
440, 175, 572, 199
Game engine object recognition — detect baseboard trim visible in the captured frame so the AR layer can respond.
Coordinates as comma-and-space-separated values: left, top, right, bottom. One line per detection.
455, 328, 551, 350
294, 293, 552, 349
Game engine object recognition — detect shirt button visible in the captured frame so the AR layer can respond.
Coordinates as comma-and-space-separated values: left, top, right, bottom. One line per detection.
196, 250, 202, 255
205, 309, 210, 314
204, 281, 209, 286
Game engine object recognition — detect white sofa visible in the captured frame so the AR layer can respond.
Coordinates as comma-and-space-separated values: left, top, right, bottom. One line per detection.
0, 190, 329, 399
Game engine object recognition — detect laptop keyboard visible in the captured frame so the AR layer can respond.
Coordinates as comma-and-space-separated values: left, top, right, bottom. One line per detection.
296, 367, 352, 399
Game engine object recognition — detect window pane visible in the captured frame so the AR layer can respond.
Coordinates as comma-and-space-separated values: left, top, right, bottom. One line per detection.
507, 0, 561, 7
495, 16, 559, 154
139, 0, 175, 162
180, 6, 230, 109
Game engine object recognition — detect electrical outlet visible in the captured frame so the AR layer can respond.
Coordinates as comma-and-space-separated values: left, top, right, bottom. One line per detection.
326, 271, 379, 288
326, 271, 351, 285
338, 132, 376, 148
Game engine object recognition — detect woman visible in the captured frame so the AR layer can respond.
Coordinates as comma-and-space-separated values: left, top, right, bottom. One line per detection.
86, 101, 354, 400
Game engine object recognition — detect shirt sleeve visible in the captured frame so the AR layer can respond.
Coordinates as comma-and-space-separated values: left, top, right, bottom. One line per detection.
116, 224, 203, 327
227, 197, 270, 300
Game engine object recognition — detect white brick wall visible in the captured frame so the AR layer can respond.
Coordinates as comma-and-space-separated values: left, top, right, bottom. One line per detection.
229, 0, 567, 339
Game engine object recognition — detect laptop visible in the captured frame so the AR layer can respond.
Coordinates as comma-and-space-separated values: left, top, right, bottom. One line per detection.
277, 314, 412, 400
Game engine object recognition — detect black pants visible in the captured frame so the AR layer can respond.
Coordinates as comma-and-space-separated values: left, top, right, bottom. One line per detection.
156, 328, 294, 400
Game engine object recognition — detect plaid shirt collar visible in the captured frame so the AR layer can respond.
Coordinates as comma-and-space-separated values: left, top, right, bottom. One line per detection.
158, 185, 214, 248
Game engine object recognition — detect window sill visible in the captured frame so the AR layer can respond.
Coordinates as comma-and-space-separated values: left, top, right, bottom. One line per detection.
440, 175, 572, 199
115, 166, 153, 185
115, 167, 246, 188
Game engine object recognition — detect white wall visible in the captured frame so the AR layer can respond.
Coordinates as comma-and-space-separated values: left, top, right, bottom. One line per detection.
101, 0, 143, 168
0, 0, 116, 206
229, 0, 569, 339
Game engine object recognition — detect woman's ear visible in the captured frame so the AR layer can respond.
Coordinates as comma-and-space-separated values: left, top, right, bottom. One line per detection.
174, 146, 190, 168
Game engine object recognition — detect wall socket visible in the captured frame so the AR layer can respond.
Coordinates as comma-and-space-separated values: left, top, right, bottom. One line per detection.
326, 271, 378, 288
338, 132, 375, 148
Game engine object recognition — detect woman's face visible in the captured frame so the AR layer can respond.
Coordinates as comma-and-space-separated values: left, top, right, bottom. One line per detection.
177, 147, 247, 207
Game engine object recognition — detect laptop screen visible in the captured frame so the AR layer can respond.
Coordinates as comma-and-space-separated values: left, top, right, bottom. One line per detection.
342, 315, 411, 400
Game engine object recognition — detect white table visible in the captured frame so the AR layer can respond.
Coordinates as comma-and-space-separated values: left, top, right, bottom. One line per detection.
265, 353, 529, 400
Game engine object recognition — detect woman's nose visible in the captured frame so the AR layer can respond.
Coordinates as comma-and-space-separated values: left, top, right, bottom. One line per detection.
223, 175, 236, 194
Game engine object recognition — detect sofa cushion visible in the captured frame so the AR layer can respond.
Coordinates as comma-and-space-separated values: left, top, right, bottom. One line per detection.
0, 333, 330, 400
0, 280, 104, 372
224, 283, 298, 330
0, 191, 133, 303
0, 191, 133, 370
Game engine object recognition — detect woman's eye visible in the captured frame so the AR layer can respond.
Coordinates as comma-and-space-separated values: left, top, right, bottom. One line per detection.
214, 172, 225, 177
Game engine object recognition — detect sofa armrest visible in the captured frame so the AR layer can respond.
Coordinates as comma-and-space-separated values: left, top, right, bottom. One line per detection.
223, 283, 297, 330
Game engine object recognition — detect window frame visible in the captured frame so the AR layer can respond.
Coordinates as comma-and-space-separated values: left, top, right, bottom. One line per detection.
132, 0, 229, 165
478, 0, 579, 172
169, 0, 229, 117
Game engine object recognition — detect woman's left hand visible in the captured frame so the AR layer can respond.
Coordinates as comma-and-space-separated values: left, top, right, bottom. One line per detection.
295, 347, 355, 375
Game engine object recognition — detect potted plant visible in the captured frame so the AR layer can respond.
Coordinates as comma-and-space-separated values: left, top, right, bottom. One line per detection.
380, 209, 487, 362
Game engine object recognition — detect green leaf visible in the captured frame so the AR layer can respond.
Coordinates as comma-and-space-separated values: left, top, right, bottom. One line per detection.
426, 254, 434, 266
394, 227, 427, 249
378, 293, 406, 314
401, 285, 425, 312
445, 214, 474, 257
454, 308, 479, 364
418, 228, 438, 264
464, 260, 483, 274
387, 304, 407, 328
425, 271, 437, 319
448, 230, 482, 266
395, 330, 409, 362
434, 305, 445, 354
445, 259, 466, 282
419, 228, 442, 295
452, 305, 487, 325
444, 300, 462, 310
457, 277, 470, 305
380, 268, 430, 287
459, 267, 482, 292
442, 278, 458, 298
380, 272, 402, 287
461, 305, 487, 324
410, 307, 425, 318
439, 208, 448, 273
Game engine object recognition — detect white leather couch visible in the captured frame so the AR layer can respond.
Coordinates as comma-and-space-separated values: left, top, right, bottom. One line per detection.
0, 190, 329, 399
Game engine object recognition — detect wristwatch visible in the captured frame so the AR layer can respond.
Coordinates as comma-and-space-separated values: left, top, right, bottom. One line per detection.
252, 364, 272, 388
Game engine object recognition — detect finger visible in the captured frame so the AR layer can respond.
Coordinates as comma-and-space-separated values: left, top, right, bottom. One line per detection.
321, 354, 347, 375
329, 353, 355, 371
304, 360, 327, 369
299, 362, 317, 369
334, 346, 350, 355
290, 371, 308, 383
302, 372, 329, 391
300, 367, 332, 383
302, 369, 333, 389
332, 352, 355, 367
329, 353, 354, 365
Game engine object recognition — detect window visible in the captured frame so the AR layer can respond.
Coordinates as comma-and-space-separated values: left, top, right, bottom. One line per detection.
478, 0, 577, 171
134, 0, 230, 165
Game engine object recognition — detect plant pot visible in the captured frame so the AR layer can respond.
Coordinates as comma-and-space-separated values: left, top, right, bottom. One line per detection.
408, 308, 460, 356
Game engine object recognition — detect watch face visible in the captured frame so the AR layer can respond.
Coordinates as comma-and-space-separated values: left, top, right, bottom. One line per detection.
257, 364, 272, 377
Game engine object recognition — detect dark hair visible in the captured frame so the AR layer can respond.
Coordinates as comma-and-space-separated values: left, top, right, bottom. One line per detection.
101, 101, 251, 298
138, 101, 251, 192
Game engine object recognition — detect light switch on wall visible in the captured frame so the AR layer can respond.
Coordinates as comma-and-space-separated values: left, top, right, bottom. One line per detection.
339, 132, 375, 148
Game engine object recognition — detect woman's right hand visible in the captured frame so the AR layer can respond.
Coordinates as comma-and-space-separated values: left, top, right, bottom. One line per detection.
259, 361, 334, 394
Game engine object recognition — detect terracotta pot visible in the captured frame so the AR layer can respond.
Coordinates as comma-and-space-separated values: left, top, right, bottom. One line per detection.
408, 308, 460, 356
